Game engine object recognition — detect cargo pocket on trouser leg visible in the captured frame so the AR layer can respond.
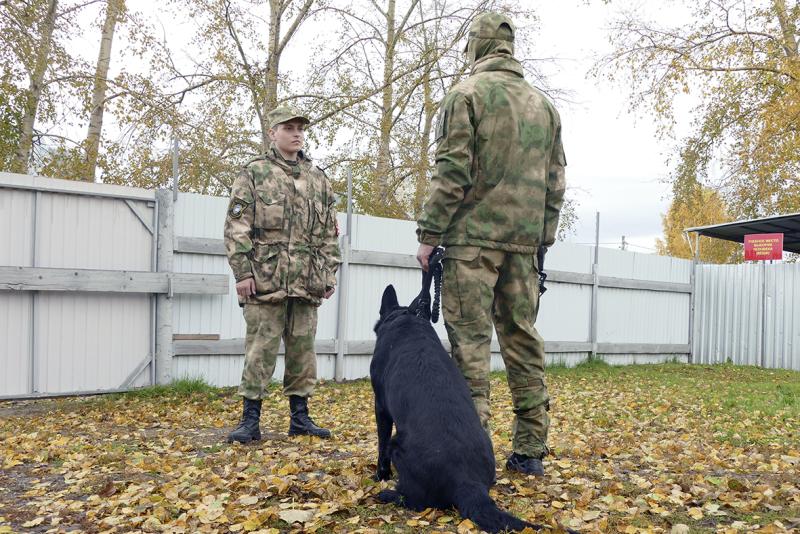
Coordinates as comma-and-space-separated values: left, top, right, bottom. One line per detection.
508, 374, 550, 457
283, 300, 318, 397
239, 302, 285, 399
442, 247, 495, 430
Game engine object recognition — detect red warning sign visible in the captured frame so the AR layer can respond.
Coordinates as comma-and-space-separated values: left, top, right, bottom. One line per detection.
744, 233, 783, 261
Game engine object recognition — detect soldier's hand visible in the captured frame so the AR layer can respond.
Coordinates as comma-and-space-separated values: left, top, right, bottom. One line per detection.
416, 243, 435, 272
236, 278, 256, 298
324, 286, 335, 299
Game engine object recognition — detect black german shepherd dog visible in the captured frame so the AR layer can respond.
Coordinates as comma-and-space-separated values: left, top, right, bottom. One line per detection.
370, 284, 540, 533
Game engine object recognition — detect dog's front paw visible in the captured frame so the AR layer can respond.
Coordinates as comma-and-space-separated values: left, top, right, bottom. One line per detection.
373, 467, 392, 481
377, 489, 401, 504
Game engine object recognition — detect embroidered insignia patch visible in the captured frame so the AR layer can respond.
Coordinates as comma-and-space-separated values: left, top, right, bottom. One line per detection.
229, 199, 247, 219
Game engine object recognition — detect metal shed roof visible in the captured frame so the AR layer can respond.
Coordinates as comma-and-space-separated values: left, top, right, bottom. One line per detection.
685, 212, 800, 254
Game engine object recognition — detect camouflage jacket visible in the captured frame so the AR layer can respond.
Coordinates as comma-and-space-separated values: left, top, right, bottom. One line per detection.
417, 53, 567, 253
224, 144, 342, 306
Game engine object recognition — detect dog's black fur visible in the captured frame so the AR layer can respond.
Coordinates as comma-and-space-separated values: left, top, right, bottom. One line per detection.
370, 285, 539, 534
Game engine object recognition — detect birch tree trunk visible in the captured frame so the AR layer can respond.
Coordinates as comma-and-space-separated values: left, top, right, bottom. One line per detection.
84, 0, 123, 182
262, 0, 282, 150
414, 61, 435, 217
11, 0, 58, 174
375, 0, 396, 213
772, 0, 798, 57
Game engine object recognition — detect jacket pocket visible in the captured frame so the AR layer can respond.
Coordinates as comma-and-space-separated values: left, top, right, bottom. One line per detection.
306, 252, 328, 298
255, 192, 285, 230
310, 200, 328, 241
252, 244, 283, 294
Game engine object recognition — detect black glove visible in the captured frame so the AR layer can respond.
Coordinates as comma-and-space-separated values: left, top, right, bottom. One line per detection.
537, 246, 548, 295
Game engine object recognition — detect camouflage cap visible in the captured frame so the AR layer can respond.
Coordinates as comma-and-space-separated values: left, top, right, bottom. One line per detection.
464, 12, 515, 52
266, 105, 310, 130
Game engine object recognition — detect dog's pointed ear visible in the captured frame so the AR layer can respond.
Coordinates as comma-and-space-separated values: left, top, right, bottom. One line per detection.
380, 285, 399, 315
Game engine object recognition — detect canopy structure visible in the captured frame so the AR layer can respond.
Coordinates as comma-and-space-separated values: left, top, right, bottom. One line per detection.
685, 213, 800, 255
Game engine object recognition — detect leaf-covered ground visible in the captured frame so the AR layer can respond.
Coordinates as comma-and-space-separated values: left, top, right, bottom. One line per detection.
1, 362, 799, 533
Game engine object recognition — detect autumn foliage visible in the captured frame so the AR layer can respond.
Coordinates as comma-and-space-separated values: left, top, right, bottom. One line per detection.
1, 363, 799, 533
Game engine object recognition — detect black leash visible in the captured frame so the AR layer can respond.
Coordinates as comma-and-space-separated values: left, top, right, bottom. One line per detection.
410, 246, 445, 323
412, 245, 542, 321
429, 247, 445, 323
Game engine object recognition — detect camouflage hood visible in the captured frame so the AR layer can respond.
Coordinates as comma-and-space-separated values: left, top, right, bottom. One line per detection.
465, 12, 515, 65
467, 37, 514, 65
471, 53, 524, 78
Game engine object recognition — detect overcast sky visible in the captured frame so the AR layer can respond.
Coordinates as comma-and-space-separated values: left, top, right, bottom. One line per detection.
84, 0, 699, 253
530, 1, 684, 253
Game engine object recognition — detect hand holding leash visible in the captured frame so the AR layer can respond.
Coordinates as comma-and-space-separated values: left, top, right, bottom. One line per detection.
416, 243, 435, 271
410, 246, 445, 323
537, 246, 548, 296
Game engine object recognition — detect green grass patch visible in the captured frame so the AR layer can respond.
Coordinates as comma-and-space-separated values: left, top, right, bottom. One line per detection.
121, 377, 219, 399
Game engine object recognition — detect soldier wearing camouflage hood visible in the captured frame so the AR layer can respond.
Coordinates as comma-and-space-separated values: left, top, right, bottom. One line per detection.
224, 105, 341, 443
416, 13, 567, 476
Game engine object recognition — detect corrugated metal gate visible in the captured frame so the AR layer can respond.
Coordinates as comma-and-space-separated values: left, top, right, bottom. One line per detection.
0, 174, 229, 398
693, 262, 800, 370
0, 175, 156, 396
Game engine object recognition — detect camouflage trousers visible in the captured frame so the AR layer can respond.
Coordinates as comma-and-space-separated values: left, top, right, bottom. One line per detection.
442, 246, 550, 457
238, 298, 318, 400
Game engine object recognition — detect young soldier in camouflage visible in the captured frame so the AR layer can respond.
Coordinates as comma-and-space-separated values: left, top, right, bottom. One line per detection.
416, 13, 567, 476
224, 105, 341, 443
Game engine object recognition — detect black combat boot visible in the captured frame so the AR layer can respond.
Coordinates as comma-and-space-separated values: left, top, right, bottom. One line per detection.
288, 395, 331, 438
506, 452, 545, 476
226, 398, 262, 444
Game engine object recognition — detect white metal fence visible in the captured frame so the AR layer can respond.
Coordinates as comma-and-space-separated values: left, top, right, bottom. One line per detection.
2, 173, 797, 398
168, 193, 694, 387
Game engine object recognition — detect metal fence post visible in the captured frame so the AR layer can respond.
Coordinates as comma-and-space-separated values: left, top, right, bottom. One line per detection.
760, 260, 767, 368
155, 189, 174, 385
590, 212, 600, 361
334, 168, 354, 381
150, 198, 159, 386
688, 233, 699, 364
29, 191, 40, 394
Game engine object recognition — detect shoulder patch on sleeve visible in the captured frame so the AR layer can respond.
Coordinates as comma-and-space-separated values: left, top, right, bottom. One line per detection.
228, 197, 248, 219
435, 106, 449, 143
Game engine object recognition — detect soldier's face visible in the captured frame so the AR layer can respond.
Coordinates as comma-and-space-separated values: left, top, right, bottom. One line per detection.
269, 120, 305, 156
